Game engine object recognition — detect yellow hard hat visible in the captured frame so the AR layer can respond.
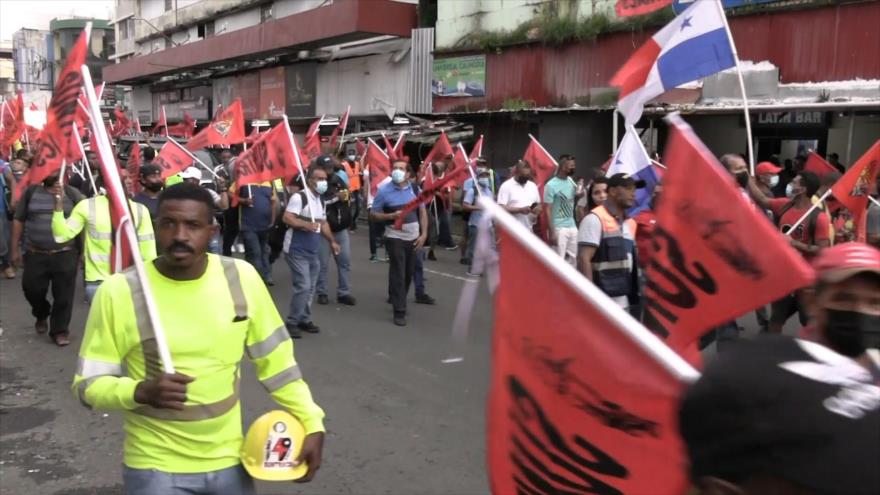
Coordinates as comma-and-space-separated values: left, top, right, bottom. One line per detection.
240, 410, 308, 481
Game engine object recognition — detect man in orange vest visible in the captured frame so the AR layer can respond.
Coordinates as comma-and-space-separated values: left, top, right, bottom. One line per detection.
576, 173, 643, 316
340, 150, 362, 232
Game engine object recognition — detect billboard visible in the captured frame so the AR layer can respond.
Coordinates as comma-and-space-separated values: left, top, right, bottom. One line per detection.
238, 72, 260, 120
259, 66, 286, 120
285, 62, 317, 118
213, 76, 236, 110
432, 55, 486, 97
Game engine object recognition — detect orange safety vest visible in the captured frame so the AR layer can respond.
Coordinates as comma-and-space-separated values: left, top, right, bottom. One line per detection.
344, 160, 362, 192
589, 205, 637, 298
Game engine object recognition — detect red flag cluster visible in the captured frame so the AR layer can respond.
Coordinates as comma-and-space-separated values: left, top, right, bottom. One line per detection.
365, 139, 391, 196
392, 166, 470, 229
1, 92, 25, 152
235, 122, 301, 186
167, 112, 196, 138
153, 139, 193, 179
830, 140, 880, 242
186, 99, 245, 151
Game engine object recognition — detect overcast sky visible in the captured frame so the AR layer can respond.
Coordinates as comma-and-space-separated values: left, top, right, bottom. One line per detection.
0, 0, 114, 42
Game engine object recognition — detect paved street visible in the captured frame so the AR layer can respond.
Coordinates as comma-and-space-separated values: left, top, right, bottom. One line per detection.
0, 229, 492, 495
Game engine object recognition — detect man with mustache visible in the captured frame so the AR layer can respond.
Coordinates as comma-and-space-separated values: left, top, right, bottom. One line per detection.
72, 183, 325, 493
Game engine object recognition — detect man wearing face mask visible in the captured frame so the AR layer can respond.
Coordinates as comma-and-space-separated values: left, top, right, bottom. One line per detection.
133, 164, 164, 222
543, 155, 582, 265
497, 160, 541, 230
755, 161, 781, 199
461, 167, 495, 275
749, 170, 831, 334
370, 160, 429, 326
282, 165, 340, 338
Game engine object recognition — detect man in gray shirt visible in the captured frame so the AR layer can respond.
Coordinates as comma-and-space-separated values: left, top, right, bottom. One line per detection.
10, 171, 84, 346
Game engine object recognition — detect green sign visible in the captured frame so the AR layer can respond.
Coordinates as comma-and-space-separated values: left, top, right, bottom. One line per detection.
432, 55, 486, 97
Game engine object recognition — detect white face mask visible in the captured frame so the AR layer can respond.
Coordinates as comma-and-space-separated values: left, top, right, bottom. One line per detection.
315, 180, 328, 194
391, 169, 406, 184
786, 182, 803, 198
768, 175, 779, 187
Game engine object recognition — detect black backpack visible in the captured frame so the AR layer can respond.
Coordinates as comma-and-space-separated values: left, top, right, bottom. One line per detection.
323, 174, 352, 233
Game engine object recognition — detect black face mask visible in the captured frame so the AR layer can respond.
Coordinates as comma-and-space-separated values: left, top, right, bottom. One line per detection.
735, 172, 749, 188
516, 175, 529, 185
143, 182, 163, 193
824, 309, 880, 357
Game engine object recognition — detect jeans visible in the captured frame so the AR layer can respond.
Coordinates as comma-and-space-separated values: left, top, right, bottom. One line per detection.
350, 190, 362, 227
22, 250, 78, 336
208, 231, 221, 255
221, 209, 239, 256
241, 229, 270, 281
414, 246, 426, 297
123, 464, 255, 495
285, 249, 319, 325
436, 200, 454, 247
387, 238, 417, 316
368, 215, 384, 256
85, 280, 102, 305
317, 229, 351, 298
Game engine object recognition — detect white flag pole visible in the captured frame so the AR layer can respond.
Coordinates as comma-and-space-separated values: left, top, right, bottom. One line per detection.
168, 136, 220, 179
870, 196, 880, 209
336, 105, 350, 153
82, 60, 175, 374
527, 133, 559, 169
459, 142, 481, 197
783, 189, 831, 237
715, 0, 755, 176
283, 115, 316, 223
72, 121, 99, 196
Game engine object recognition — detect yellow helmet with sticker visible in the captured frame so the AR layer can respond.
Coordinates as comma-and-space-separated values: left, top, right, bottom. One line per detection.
240, 410, 308, 481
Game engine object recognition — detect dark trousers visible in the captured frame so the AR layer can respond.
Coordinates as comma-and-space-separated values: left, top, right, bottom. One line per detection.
350, 190, 362, 228
369, 217, 384, 256
436, 200, 454, 247
386, 238, 416, 317
21, 249, 78, 336
222, 209, 240, 256
241, 229, 270, 281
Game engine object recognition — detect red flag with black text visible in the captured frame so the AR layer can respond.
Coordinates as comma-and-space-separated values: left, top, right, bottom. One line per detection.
488, 203, 698, 495
830, 139, 880, 242
235, 122, 300, 186
644, 115, 814, 352
153, 139, 194, 179
15, 27, 88, 199
365, 139, 391, 197
186, 99, 245, 151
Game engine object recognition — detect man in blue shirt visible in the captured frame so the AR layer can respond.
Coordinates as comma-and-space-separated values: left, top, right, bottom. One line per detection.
236, 175, 277, 284
461, 166, 495, 274
370, 159, 428, 326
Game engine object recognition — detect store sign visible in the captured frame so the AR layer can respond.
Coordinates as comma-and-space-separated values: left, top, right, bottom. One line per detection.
285, 62, 317, 118
213, 76, 236, 109
432, 55, 486, 97
238, 72, 260, 120
259, 67, 286, 120
754, 111, 827, 127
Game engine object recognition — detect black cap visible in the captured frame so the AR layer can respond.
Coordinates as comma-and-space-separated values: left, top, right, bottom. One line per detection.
139, 164, 162, 177
607, 173, 646, 189
314, 154, 333, 169
679, 335, 880, 494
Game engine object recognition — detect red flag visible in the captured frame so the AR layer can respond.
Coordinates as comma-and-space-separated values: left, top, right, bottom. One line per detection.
450, 145, 470, 188
422, 132, 454, 169
355, 139, 366, 158
469, 135, 483, 160
328, 107, 350, 148
127, 142, 142, 194
186, 99, 245, 151
522, 136, 558, 194
153, 139, 194, 179
393, 166, 470, 229
616, 0, 672, 17
804, 151, 838, 179
167, 112, 196, 138
365, 139, 391, 196
245, 126, 263, 144
382, 133, 398, 161
487, 201, 698, 495
645, 115, 814, 351
306, 116, 323, 139
393, 132, 407, 158
16, 27, 88, 199
303, 132, 322, 161
1, 92, 26, 149
830, 139, 880, 242
150, 106, 167, 136
111, 107, 132, 137
235, 122, 300, 186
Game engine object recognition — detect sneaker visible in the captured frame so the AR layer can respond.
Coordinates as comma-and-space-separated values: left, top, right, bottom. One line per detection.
317, 294, 329, 305
384, 252, 390, 262
53, 332, 71, 347
2, 266, 15, 279
298, 321, 320, 334
443, 244, 459, 251
285, 323, 302, 339
35, 319, 48, 334
415, 294, 436, 305
370, 254, 380, 263
393, 315, 407, 326
337, 295, 356, 306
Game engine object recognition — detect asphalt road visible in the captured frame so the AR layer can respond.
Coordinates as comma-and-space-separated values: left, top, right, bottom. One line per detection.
0, 227, 787, 495
0, 229, 492, 495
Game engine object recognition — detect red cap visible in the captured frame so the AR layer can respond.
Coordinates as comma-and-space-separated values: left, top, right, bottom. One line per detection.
812, 243, 880, 284
756, 161, 782, 175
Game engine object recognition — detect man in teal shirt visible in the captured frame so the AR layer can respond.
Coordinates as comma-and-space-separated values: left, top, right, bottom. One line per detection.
543, 155, 582, 265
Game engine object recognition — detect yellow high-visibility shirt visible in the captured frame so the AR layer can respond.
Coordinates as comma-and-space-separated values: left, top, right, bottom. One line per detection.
72, 254, 325, 473
51, 195, 157, 282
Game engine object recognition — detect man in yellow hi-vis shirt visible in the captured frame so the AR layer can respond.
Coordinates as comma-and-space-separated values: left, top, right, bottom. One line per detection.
52, 185, 157, 304
72, 183, 325, 494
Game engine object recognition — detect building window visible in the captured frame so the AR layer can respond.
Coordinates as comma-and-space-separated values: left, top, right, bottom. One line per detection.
197, 21, 214, 39
165, 0, 173, 12
120, 18, 132, 40
261, 4, 273, 22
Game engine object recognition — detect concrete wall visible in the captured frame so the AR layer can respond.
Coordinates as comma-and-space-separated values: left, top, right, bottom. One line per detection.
315, 51, 412, 117
273, 0, 329, 19
683, 114, 750, 158
827, 113, 880, 167
131, 85, 153, 123
216, 7, 261, 34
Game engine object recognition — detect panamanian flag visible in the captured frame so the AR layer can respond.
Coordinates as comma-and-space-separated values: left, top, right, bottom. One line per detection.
611, 0, 736, 124
607, 127, 659, 216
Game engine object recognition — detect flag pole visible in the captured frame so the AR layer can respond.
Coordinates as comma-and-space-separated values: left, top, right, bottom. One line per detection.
870, 196, 880, 209
72, 121, 99, 196
459, 143, 481, 197
283, 115, 316, 224
783, 189, 831, 237
59, 160, 67, 187
336, 105, 350, 153
168, 136, 220, 179
527, 133, 559, 168
715, 0, 755, 175
81, 63, 175, 375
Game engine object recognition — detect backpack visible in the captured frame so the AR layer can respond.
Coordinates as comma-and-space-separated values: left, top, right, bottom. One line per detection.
323, 175, 352, 233
776, 200, 819, 244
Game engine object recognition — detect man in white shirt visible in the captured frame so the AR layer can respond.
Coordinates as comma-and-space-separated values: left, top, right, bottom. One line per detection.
497, 160, 541, 230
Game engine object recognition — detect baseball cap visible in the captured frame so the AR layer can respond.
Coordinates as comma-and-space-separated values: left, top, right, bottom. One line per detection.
476, 166, 490, 176
139, 164, 162, 177
607, 173, 646, 189
314, 155, 333, 169
756, 161, 782, 175
679, 334, 880, 494
180, 166, 202, 181
812, 242, 880, 284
